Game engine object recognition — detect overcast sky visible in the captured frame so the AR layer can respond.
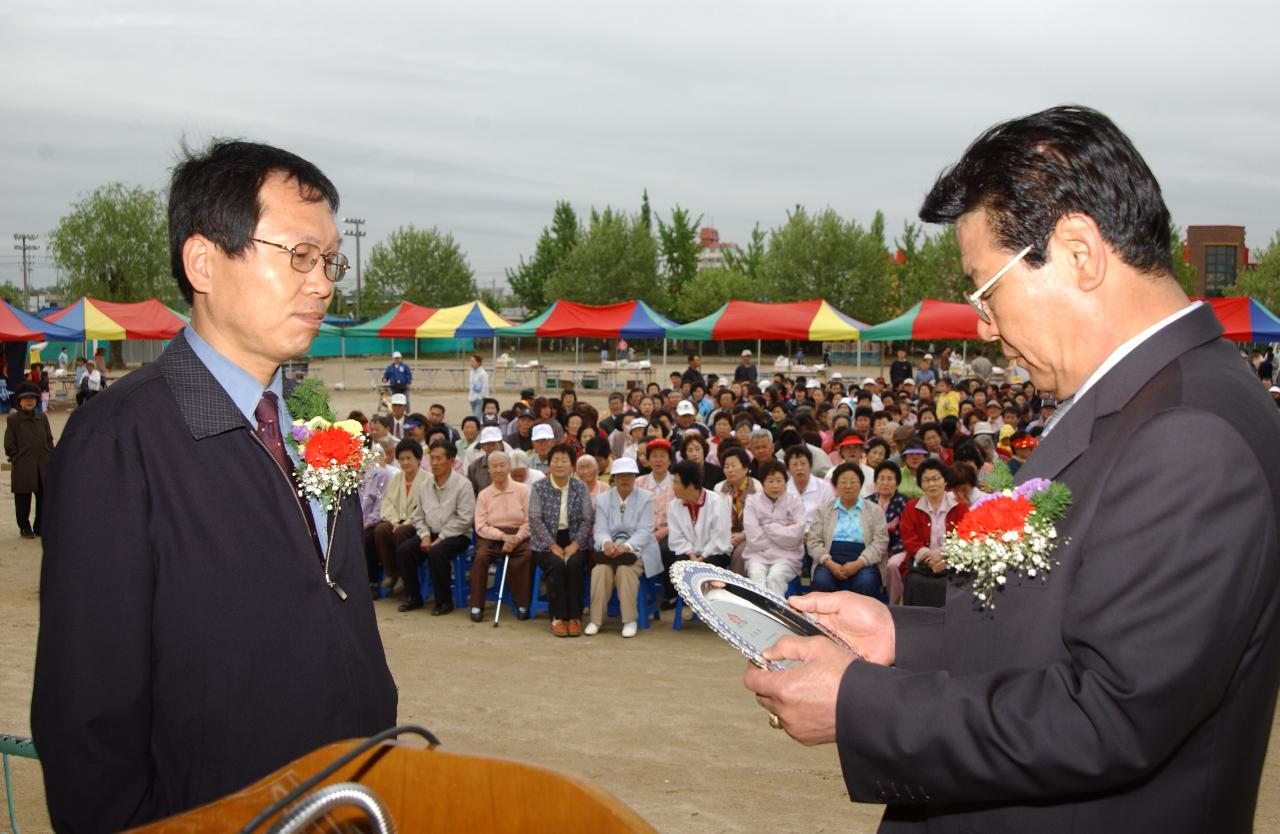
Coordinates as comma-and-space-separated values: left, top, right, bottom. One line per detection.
3, 0, 1277, 302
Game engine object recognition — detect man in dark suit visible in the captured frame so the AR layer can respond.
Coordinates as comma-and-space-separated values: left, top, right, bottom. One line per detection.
746, 106, 1280, 833
32, 140, 397, 833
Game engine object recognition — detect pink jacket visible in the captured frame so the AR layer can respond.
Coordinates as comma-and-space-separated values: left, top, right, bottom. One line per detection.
742, 491, 806, 568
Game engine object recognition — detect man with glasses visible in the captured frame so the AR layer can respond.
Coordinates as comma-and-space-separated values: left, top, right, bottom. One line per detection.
747, 106, 1280, 834
33, 140, 396, 832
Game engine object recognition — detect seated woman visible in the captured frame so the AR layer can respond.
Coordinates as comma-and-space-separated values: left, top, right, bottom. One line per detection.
808, 462, 889, 599
713, 445, 761, 576
529, 444, 595, 637
587, 457, 660, 638
471, 451, 533, 622
742, 460, 806, 597
360, 440, 397, 598
370, 438, 423, 596
899, 458, 969, 608
575, 453, 610, 498
637, 438, 677, 606
680, 432, 724, 491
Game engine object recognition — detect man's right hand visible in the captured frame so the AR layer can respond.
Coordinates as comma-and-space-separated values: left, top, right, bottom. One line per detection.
788, 591, 895, 666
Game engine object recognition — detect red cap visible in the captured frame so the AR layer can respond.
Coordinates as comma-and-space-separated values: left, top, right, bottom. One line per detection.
838, 434, 865, 448
645, 438, 672, 453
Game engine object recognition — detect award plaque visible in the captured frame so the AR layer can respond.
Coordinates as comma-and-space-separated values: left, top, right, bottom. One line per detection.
669, 562, 858, 670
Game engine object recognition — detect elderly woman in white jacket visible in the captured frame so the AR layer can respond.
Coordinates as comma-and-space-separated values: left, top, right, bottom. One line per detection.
742, 459, 807, 597
667, 459, 732, 569
587, 457, 660, 638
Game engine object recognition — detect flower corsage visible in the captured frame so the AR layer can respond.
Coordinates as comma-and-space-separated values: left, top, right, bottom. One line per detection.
943, 463, 1072, 608
286, 417, 371, 512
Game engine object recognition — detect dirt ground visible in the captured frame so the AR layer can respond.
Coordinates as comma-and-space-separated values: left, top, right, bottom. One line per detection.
2, 354, 1277, 833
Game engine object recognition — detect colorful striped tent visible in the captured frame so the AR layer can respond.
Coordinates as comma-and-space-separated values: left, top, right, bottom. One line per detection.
498, 300, 676, 339
0, 300, 80, 341
857, 300, 979, 341
1197, 297, 1280, 342
343, 301, 512, 339
44, 298, 186, 341
665, 299, 866, 341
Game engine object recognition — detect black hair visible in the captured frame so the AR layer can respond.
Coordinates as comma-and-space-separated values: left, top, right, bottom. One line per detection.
548, 443, 577, 465
585, 437, 612, 458
757, 459, 788, 483
672, 459, 703, 491
916, 458, 950, 486
428, 438, 456, 459
395, 438, 423, 460
681, 432, 709, 456
919, 105, 1173, 276
831, 462, 864, 489
783, 444, 812, 465
874, 460, 902, 486
370, 415, 392, 430
865, 437, 892, 459
854, 406, 873, 420
460, 416, 480, 429
408, 412, 429, 425
482, 397, 500, 410
720, 446, 750, 470
953, 441, 986, 471
168, 139, 339, 303
430, 403, 446, 414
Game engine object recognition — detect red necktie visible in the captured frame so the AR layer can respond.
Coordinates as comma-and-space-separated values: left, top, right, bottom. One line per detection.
255, 392, 292, 474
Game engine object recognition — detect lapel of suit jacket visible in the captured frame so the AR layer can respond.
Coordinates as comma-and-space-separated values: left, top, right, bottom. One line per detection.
1014, 303, 1224, 485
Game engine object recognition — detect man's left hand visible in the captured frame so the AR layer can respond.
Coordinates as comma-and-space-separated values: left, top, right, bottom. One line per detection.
744, 636, 857, 746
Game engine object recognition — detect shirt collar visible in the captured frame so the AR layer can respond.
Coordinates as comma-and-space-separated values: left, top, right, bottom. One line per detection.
184, 325, 284, 426
837, 496, 863, 514
1061, 302, 1201, 404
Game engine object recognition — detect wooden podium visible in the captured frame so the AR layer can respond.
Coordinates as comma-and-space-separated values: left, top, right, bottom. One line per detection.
125, 735, 658, 833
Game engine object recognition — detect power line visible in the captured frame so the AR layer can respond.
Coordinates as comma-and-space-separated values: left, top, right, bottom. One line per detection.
13, 234, 38, 312
343, 217, 366, 319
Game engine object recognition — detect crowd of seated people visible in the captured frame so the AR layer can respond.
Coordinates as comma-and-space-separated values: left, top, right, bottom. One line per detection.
352, 348, 1278, 635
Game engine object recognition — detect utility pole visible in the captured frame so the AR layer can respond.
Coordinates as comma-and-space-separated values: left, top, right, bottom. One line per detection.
13, 233, 38, 312
343, 218, 366, 318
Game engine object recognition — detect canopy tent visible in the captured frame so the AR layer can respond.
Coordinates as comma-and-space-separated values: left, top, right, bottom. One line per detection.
44, 298, 186, 340
0, 300, 80, 342
343, 301, 511, 339
498, 300, 676, 339
1196, 296, 1280, 342
665, 299, 867, 341
857, 300, 980, 341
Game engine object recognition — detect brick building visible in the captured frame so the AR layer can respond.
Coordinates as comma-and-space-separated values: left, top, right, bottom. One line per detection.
1187, 225, 1248, 297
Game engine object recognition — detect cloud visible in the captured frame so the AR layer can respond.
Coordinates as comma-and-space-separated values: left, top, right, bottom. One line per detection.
2, 0, 1277, 295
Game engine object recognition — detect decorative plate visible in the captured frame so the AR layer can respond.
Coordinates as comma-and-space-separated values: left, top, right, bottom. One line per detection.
669, 562, 857, 670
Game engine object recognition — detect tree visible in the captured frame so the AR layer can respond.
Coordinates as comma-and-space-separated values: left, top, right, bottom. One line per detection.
723, 223, 766, 283
48, 183, 176, 305
759, 206, 891, 323
1168, 223, 1199, 296
505, 201, 579, 314
640, 189, 652, 234
891, 224, 967, 315
0, 282, 22, 307
545, 208, 661, 309
361, 225, 476, 312
673, 266, 758, 322
657, 205, 703, 297
1227, 230, 1280, 312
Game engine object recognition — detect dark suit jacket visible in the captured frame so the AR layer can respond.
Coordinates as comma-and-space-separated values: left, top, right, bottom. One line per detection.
836, 305, 1280, 833
32, 332, 398, 834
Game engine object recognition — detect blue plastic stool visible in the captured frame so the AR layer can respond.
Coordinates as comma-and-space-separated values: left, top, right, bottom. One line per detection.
598, 572, 660, 630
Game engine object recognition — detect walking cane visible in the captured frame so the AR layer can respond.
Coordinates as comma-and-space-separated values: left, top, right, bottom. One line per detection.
493, 555, 509, 627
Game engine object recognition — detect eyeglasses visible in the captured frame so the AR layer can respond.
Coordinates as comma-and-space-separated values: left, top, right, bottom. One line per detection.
251, 238, 350, 282
967, 244, 1033, 324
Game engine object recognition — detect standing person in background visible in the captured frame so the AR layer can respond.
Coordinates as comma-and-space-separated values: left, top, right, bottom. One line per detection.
383, 350, 412, 408
57, 346, 69, 373
5, 383, 53, 539
682, 353, 706, 393
468, 353, 488, 419
735, 349, 758, 384
889, 348, 913, 389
